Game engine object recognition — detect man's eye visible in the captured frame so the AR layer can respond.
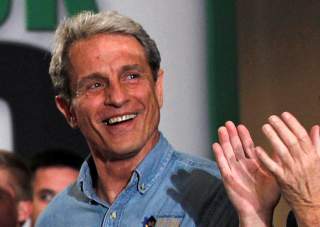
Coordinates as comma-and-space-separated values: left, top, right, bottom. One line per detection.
84, 81, 106, 93
39, 192, 55, 202
88, 82, 103, 89
127, 73, 139, 80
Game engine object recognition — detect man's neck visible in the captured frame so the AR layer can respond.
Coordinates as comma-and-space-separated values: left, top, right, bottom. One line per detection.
91, 132, 160, 204
94, 156, 140, 203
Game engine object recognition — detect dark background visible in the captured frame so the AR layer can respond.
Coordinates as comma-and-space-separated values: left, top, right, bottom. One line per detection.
0, 42, 88, 157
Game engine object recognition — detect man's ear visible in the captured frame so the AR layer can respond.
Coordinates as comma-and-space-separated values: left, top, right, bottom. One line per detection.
55, 96, 78, 128
155, 69, 164, 108
17, 200, 32, 225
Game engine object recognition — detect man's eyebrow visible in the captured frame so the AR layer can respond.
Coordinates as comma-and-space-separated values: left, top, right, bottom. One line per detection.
80, 73, 106, 80
77, 73, 107, 86
120, 64, 144, 73
38, 189, 55, 195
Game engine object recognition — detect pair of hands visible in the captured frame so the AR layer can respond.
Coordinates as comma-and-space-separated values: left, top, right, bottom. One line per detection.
212, 112, 320, 227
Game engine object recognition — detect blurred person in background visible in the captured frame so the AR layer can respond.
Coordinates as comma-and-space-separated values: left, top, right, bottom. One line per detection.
0, 150, 32, 227
0, 187, 18, 227
29, 149, 82, 227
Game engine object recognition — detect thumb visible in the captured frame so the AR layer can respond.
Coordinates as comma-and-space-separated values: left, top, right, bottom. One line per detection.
310, 125, 320, 152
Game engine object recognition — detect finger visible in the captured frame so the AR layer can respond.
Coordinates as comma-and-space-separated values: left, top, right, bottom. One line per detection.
268, 115, 304, 156
281, 112, 313, 153
237, 124, 256, 159
262, 123, 294, 166
256, 146, 283, 179
218, 127, 237, 167
225, 121, 246, 160
212, 143, 232, 180
270, 149, 282, 165
310, 125, 320, 153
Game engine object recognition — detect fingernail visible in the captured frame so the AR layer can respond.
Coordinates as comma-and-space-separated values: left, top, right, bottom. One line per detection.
268, 115, 278, 123
218, 127, 224, 132
282, 112, 290, 119
225, 121, 235, 127
262, 124, 270, 132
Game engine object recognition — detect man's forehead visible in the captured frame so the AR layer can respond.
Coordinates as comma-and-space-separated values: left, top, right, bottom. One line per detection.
69, 33, 146, 62
70, 33, 144, 53
68, 34, 150, 81
35, 166, 79, 174
33, 167, 78, 188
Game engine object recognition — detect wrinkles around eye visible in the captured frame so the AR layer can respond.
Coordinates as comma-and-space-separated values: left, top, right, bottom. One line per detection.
76, 78, 107, 95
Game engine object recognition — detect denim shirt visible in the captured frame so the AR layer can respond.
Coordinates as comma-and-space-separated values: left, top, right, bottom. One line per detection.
36, 134, 238, 227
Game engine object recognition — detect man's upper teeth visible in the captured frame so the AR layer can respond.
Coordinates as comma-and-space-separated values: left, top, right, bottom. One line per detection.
107, 114, 136, 125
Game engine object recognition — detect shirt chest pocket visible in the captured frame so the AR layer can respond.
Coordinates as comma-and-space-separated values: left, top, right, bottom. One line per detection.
144, 215, 183, 227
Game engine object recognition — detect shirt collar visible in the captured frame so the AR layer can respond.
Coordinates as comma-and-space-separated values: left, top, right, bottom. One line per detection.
77, 156, 103, 204
77, 132, 174, 201
134, 133, 173, 194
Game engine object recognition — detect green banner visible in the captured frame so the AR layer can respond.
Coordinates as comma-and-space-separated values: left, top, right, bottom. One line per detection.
0, 0, 10, 25
206, 0, 239, 144
26, 0, 98, 30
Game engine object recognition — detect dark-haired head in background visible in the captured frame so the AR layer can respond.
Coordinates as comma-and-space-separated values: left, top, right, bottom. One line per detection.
29, 148, 83, 227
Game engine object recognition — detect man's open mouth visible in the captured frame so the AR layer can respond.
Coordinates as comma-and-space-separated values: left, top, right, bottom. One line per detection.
103, 113, 137, 125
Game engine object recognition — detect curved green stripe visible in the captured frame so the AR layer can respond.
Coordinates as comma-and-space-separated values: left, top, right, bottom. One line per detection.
0, 0, 11, 26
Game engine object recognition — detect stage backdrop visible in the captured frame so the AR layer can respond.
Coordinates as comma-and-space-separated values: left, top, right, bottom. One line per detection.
0, 0, 238, 158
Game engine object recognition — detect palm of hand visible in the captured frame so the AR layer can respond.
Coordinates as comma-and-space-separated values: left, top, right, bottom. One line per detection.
225, 157, 280, 217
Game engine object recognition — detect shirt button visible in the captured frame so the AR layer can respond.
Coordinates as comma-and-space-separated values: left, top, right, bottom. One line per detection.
110, 211, 117, 220
139, 183, 145, 191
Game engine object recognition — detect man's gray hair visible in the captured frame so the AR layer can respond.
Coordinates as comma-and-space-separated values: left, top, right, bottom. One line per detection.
49, 11, 161, 104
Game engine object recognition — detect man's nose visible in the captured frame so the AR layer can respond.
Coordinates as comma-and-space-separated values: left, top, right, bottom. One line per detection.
104, 81, 128, 107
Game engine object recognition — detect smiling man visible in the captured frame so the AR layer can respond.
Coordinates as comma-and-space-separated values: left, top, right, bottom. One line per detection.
36, 11, 238, 227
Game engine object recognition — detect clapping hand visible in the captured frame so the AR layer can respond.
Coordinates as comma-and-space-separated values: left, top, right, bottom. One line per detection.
212, 121, 280, 227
